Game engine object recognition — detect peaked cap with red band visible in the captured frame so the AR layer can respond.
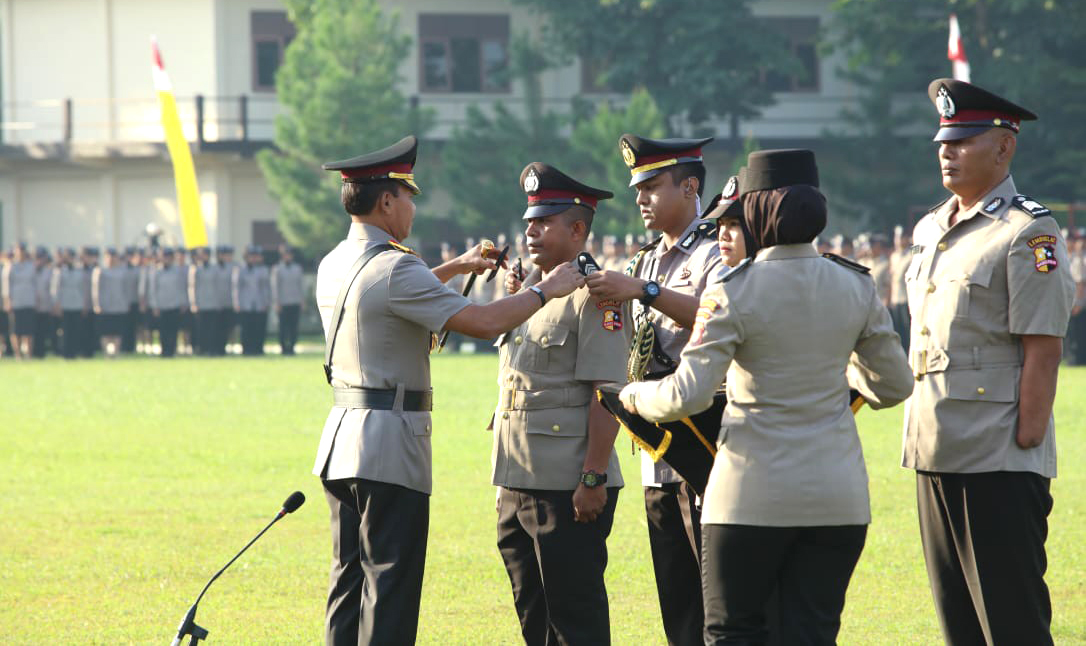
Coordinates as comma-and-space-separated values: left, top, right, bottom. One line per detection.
928, 78, 1037, 143
700, 175, 744, 222
520, 162, 613, 220
619, 134, 713, 186
322, 135, 420, 194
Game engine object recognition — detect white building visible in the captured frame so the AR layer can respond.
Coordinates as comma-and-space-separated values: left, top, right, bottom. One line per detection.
0, 0, 855, 250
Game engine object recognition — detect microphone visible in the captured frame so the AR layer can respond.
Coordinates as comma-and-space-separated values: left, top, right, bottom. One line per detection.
170, 491, 306, 645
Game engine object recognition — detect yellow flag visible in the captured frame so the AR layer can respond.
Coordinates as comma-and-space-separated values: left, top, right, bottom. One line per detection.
151, 37, 208, 248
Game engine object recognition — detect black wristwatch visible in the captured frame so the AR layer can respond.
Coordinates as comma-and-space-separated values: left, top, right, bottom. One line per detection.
580, 470, 607, 488
640, 280, 660, 307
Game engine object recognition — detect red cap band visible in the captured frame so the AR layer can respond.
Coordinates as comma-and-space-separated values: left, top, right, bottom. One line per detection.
940, 109, 1020, 130
527, 188, 598, 210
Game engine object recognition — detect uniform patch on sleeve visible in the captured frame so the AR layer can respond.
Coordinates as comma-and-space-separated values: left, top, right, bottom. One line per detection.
690, 298, 719, 345
1027, 235, 1058, 273
602, 309, 622, 331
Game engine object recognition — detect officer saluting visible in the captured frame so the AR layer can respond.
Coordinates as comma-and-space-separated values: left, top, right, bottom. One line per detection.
584, 134, 721, 646
904, 79, 1075, 645
313, 136, 585, 646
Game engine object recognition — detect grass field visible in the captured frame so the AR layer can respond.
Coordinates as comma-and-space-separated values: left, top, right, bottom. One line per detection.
1, 354, 1083, 644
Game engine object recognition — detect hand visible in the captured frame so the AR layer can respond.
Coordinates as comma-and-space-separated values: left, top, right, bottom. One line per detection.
234, 306, 241, 313
573, 483, 607, 522
93, 307, 102, 315
153, 309, 160, 317
536, 262, 585, 300
504, 270, 522, 295
584, 270, 644, 302
1073, 305, 1082, 317
1016, 424, 1048, 449
458, 242, 505, 276
619, 384, 638, 414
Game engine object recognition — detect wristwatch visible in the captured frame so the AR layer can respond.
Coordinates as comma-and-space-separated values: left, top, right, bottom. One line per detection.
640, 280, 660, 306
580, 470, 607, 488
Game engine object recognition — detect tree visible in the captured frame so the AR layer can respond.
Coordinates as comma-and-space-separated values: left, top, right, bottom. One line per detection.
256, 0, 432, 258
512, 0, 800, 136
823, 0, 1086, 232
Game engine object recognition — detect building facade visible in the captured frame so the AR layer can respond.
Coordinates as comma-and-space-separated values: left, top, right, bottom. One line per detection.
0, 0, 853, 250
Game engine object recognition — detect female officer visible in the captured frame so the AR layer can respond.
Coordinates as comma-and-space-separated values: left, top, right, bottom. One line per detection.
621, 149, 914, 645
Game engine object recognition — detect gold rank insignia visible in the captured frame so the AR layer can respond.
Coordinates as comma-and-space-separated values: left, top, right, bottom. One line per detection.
621, 139, 636, 168
387, 239, 419, 256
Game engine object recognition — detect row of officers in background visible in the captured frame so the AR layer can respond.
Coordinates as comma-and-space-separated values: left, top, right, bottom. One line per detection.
0, 243, 305, 359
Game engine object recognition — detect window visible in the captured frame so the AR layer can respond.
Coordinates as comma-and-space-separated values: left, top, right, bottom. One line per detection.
418, 14, 510, 93
252, 220, 286, 249
762, 17, 820, 93
251, 11, 296, 93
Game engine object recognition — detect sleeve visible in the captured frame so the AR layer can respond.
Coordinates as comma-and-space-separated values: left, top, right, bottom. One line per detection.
148, 270, 159, 310
231, 268, 241, 310
187, 265, 197, 306
574, 292, 631, 383
695, 246, 723, 297
49, 268, 60, 301
1, 265, 9, 302
91, 268, 102, 309
1007, 217, 1076, 336
387, 254, 472, 332
625, 284, 741, 422
847, 285, 914, 409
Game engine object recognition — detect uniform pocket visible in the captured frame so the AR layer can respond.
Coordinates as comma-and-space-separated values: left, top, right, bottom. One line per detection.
402, 411, 433, 436
524, 406, 587, 437
525, 322, 571, 373
951, 262, 994, 320
946, 366, 1018, 403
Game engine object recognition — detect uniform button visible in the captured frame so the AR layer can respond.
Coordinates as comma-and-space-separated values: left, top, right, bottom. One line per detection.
514, 336, 523, 345
937, 242, 947, 251
541, 336, 548, 344
920, 327, 930, 336
425, 424, 432, 431
506, 374, 514, 382
647, 313, 656, 322
502, 412, 510, 420
927, 283, 936, 293
551, 424, 560, 432
976, 387, 985, 395
657, 275, 665, 282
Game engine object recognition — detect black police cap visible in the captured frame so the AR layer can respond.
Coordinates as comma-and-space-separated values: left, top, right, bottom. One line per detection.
928, 78, 1037, 142
322, 135, 420, 195
701, 175, 743, 222
739, 149, 819, 194
520, 162, 613, 220
619, 134, 713, 187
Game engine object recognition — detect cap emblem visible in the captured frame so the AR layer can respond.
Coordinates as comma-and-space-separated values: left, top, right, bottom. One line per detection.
722, 176, 739, 200
621, 140, 636, 168
936, 85, 956, 119
523, 169, 540, 193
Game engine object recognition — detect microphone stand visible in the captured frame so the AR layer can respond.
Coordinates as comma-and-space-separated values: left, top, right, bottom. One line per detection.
170, 509, 289, 646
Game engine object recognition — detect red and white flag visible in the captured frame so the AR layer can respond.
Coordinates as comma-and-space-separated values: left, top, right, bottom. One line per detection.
948, 14, 971, 82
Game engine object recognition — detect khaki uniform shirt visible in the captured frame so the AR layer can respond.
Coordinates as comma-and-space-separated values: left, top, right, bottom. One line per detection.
312, 222, 472, 494
626, 244, 914, 526
633, 217, 722, 486
902, 176, 1074, 478
889, 248, 910, 306
491, 280, 630, 491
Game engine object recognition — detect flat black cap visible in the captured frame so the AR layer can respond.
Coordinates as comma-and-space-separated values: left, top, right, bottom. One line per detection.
520, 162, 613, 220
322, 135, 420, 195
928, 78, 1037, 142
739, 149, 819, 194
619, 134, 713, 186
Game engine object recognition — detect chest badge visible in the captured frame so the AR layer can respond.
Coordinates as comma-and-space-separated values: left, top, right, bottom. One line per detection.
602, 309, 622, 331
679, 267, 691, 280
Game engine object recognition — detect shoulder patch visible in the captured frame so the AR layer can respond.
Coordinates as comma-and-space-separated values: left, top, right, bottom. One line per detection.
1012, 195, 1052, 218
822, 253, 871, 274
720, 257, 752, 283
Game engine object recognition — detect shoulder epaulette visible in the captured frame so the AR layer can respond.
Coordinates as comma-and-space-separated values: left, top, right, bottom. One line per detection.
926, 196, 952, 215
720, 257, 752, 283
1012, 195, 1052, 218
637, 235, 662, 253
387, 239, 419, 255
679, 221, 717, 250
822, 253, 871, 274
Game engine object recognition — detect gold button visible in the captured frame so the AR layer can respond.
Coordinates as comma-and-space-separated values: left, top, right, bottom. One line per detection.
506, 374, 514, 382
502, 412, 509, 419
552, 424, 560, 432
541, 336, 548, 344
937, 242, 947, 251
658, 275, 665, 282
976, 387, 985, 395
514, 336, 523, 345
425, 424, 432, 431
915, 374, 923, 381
927, 283, 936, 293
920, 327, 930, 336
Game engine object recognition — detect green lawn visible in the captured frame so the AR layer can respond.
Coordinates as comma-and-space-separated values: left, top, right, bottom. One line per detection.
0, 355, 1083, 644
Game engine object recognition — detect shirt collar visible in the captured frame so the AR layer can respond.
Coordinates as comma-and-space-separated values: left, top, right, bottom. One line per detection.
755, 243, 819, 262
348, 221, 396, 242
654, 215, 701, 259
937, 174, 1017, 229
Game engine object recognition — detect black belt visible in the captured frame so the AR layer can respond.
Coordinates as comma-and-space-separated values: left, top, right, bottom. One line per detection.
332, 387, 433, 411
644, 367, 677, 380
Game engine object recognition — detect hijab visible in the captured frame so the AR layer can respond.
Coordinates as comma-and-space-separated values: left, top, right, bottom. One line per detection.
739, 184, 827, 258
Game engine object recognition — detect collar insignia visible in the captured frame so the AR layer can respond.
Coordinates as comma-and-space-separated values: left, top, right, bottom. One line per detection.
984, 197, 1004, 213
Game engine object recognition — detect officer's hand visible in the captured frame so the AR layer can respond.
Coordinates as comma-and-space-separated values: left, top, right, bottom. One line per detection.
459, 243, 506, 276
537, 262, 585, 299
504, 271, 522, 295
584, 270, 643, 302
573, 483, 606, 523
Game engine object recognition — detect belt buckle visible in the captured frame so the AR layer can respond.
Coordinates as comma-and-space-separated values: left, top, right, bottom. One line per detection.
915, 350, 928, 381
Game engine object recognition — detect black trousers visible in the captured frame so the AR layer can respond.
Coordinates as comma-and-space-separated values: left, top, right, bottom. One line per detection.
239, 310, 267, 355
322, 477, 429, 646
916, 471, 1053, 645
497, 486, 618, 646
80, 311, 97, 357
217, 309, 235, 354
59, 310, 83, 358
157, 309, 180, 357
121, 303, 138, 352
701, 523, 867, 645
194, 309, 218, 355
645, 483, 704, 646
32, 312, 56, 357
278, 304, 300, 355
